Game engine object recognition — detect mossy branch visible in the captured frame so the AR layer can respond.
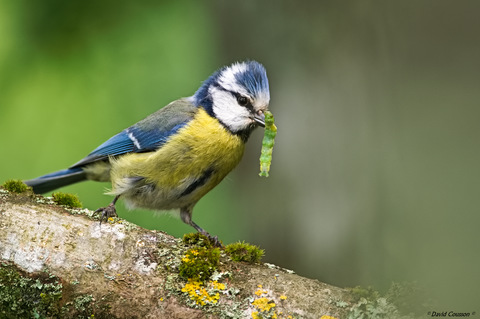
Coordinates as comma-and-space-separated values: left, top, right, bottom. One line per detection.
0, 187, 401, 319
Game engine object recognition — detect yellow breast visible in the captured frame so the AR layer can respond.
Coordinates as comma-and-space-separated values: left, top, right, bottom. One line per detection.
109, 108, 245, 209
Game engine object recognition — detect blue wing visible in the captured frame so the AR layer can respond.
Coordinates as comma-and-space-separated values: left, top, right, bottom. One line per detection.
71, 98, 197, 168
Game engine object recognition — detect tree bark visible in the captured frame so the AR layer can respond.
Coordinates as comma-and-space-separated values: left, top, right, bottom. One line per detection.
0, 189, 353, 318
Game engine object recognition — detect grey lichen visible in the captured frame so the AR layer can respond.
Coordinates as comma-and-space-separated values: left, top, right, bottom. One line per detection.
0, 263, 63, 318
344, 283, 431, 319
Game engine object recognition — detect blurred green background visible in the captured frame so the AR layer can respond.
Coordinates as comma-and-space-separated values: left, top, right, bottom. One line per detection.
1, 0, 478, 309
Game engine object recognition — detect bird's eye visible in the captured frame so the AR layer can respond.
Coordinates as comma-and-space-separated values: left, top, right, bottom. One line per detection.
237, 95, 248, 106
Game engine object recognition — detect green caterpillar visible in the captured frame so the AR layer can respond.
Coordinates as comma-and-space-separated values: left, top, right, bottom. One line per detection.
259, 111, 277, 177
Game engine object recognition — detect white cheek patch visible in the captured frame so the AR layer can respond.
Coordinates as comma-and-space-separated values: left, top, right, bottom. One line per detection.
210, 87, 251, 132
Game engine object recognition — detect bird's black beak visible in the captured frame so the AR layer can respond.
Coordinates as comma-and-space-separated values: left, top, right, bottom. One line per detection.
253, 111, 265, 127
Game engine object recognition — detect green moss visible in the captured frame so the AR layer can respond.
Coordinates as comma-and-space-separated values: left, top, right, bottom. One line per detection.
0, 263, 63, 318
225, 241, 264, 263
182, 232, 217, 248
52, 192, 82, 208
179, 247, 220, 282
1, 179, 32, 193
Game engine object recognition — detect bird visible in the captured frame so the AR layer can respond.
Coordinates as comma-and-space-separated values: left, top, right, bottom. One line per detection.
24, 60, 270, 244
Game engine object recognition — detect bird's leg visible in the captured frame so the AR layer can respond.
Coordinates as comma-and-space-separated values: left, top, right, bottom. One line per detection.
95, 195, 121, 225
180, 207, 222, 247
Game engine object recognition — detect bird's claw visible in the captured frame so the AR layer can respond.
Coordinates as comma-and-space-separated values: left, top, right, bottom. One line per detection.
201, 232, 223, 248
210, 236, 223, 248
94, 203, 118, 225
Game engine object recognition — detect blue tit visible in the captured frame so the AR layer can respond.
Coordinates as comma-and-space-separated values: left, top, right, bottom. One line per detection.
24, 60, 270, 243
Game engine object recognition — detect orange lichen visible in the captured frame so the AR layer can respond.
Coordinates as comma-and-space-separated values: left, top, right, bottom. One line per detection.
181, 279, 227, 307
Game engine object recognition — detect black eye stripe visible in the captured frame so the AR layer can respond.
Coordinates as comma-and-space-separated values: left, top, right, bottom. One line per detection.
213, 83, 255, 112
231, 92, 254, 111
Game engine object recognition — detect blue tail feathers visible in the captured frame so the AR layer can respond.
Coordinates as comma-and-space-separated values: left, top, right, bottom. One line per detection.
24, 167, 87, 194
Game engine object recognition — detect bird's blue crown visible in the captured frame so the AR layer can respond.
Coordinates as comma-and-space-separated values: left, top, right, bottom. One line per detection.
193, 61, 269, 111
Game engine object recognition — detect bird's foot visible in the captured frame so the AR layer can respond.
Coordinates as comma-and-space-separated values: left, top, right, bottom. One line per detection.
94, 203, 118, 225
200, 231, 223, 248
180, 209, 223, 247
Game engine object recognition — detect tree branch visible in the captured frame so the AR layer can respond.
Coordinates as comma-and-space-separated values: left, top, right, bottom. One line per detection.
0, 189, 353, 318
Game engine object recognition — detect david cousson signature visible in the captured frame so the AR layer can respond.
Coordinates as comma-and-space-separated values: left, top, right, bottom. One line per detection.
428, 311, 475, 317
